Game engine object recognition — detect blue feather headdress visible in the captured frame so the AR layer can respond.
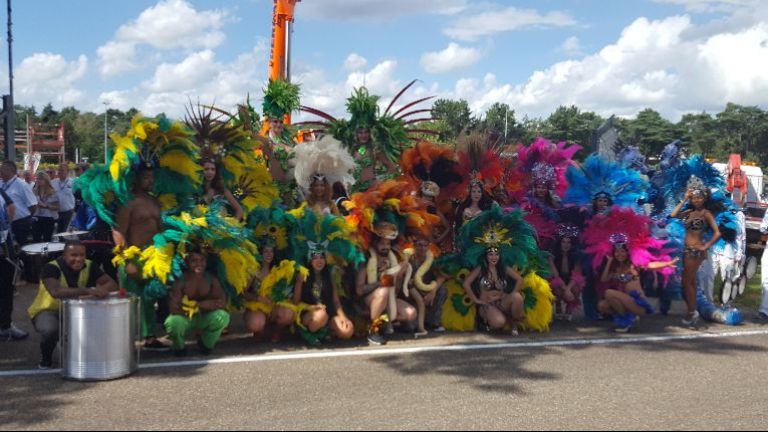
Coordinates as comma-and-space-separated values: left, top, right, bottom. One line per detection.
658, 155, 738, 246
563, 153, 648, 211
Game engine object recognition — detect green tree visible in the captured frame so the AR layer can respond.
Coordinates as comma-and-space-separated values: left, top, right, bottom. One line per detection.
480, 102, 523, 144
621, 108, 678, 156
677, 112, 718, 158
543, 105, 603, 148
713, 103, 768, 164
431, 98, 474, 142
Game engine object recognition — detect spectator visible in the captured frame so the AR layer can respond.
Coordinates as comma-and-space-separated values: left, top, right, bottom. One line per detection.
0, 161, 39, 246
0, 184, 24, 341
32, 172, 60, 242
52, 163, 75, 233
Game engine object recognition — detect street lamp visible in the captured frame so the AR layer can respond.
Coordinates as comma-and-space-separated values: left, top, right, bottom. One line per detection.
102, 101, 109, 163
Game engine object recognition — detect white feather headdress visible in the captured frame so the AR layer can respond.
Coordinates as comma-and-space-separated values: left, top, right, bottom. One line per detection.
293, 135, 356, 192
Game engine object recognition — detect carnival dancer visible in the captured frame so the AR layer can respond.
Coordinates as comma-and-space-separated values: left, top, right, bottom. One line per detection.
293, 135, 356, 216
165, 246, 230, 356
78, 116, 203, 350
515, 137, 581, 215
442, 205, 554, 334
404, 234, 448, 335
186, 102, 278, 219
300, 81, 438, 193
583, 206, 677, 332
661, 156, 737, 326
287, 207, 364, 345
346, 180, 438, 343
454, 133, 503, 233
670, 180, 721, 325
548, 224, 585, 321
400, 140, 462, 249
261, 79, 301, 206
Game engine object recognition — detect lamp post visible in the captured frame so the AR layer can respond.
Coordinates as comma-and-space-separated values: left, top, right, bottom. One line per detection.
102, 101, 109, 163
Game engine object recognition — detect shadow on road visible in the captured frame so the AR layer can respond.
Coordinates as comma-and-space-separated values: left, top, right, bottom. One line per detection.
370, 346, 562, 395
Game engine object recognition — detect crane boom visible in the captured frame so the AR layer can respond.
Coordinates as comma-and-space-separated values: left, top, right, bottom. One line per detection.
269, 0, 300, 82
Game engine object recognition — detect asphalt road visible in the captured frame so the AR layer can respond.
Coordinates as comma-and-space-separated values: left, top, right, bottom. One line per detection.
2, 329, 768, 430
3, 281, 768, 430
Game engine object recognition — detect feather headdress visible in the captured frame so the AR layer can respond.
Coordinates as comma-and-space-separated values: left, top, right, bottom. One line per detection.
76, 114, 202, 224
515, 137, 581, 198
455, 132, 504, 197
288, 206, 365, 267
447, 205, 548, 273
186, 102, 278, 213
400, 140, 462, 201
563, 153, 649, 210
293, 135, 356, 193
299, 80, 438, 164
344, 179, 439, 250
582, 206, 673, 275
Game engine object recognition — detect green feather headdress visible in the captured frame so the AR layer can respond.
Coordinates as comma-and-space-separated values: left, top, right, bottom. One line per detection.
262, 79, 301, 119
288, 206, 364, 268
76, 114, 202, 225
451, 204, 549, 274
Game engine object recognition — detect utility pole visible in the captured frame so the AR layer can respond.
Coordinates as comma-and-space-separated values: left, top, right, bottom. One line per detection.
3, 0, 14, 161
102, 101, 109, 163
504, 110, 508, 141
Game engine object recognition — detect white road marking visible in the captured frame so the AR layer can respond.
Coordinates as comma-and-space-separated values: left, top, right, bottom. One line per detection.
3, 328, 768, 378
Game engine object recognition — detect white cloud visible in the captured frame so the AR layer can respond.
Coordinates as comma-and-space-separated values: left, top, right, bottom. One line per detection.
421, 43, 483, 74
560, 36, 583, 57
653, 0, 758, 13
301, 0, 467, 21
14, 53, 88, 107
143, 50, 219, 92
444, 7, 578, 41
97, 42, 269, 117
344, 53, 368, 72
440, 16, 768, 121
96, 0, 229, 77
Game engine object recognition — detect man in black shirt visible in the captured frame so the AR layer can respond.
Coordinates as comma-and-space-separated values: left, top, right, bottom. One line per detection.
27, 240, 117, 368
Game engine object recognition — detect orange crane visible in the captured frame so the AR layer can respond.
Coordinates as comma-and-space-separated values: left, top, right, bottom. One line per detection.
269, 0, 299, 82
268, 0, 300, 128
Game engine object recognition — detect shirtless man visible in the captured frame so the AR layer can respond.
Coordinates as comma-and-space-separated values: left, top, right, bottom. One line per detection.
113, 167, 165, 349
164, 249, 230, 356
356, 233, 416, 345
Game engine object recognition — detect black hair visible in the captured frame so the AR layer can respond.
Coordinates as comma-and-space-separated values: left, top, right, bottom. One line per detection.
455, 185, 494, 235
1, 160, 17, 172
64, 240, 86, 252
552, 236, 579, 274
332, 181, 347, 200
202, 159, 226, 194
592, 196, 614, 214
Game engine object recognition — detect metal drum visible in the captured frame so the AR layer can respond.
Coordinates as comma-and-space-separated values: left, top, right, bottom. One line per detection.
61, 295, 140, 381
53, 230, 92, 242
21, 242, 65, 283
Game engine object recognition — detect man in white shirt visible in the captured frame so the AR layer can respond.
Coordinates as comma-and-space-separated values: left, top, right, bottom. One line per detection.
0, 187, 27, 341
0, 161, 38, 246
52, 162, 76, 233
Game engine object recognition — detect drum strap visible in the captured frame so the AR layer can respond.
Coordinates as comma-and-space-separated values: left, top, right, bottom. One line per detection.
28, 260, 93, 319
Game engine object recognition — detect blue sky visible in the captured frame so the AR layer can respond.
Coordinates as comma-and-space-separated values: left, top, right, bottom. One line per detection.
2, 0, 767, 121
